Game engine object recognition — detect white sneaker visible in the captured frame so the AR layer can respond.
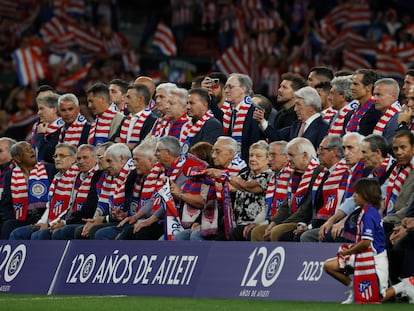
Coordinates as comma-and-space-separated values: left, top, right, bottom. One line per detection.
341, 289, 354, 304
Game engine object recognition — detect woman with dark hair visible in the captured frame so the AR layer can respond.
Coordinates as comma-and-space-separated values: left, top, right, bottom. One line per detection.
324, 178, 388, 304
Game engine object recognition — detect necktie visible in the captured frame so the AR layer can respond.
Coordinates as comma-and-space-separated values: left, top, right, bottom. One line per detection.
298, 122, 306, 137
230, 109, 237, 129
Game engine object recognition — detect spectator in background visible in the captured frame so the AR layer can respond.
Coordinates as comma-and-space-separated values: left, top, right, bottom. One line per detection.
109, 78, 129, 114
372, 78, 401, 147
114, 83, 157, 149
344, 69, 382, 136
57, 93, 91, 148
86, 83, 125, 145
181, 88, 222, 153
253, 72, 306, 131
32, 93, 64, 164
200, 71, 227, 122
222, 73, 262, 161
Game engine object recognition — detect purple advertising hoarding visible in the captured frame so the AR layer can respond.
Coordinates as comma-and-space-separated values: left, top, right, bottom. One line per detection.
53, 240, 212, 297
194, 242, 344, 302
0, 241, 67, 294
52, 241, 345, 302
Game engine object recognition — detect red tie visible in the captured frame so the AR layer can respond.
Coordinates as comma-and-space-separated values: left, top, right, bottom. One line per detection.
298, 122, 306, 137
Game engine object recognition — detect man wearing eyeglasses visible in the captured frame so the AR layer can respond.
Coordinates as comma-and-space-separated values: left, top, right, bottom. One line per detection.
0, 141, 57, 239
222, 73, 263, 162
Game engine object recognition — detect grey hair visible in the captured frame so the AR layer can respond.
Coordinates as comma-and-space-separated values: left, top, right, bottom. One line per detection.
78, 144, 96, 157
325, 135, 344, 158
133, 140, 157, 161
229, 73, 254, 97
249, 140, 269, 157
159, 136, 181, 157
156, 82, 178, 97
58, 93, 79, 109
295, 86, 322, 112
55, 142, 77, 156
331, 76, 353, 102
105, 143, 132, 160
0, 137, 17, 150
36, 93, 60, 109
170, 87, 188, 107
287, 137, 317, 160
374, 78, 400, 96
269, 140, 288, 155
342, 132, 365, 148
215, 136, 238, 154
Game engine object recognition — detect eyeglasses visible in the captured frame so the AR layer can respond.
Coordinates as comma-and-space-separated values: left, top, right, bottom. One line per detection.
223, 84, 241, 90
53, 154, 73, 159
269, 152, 284, 158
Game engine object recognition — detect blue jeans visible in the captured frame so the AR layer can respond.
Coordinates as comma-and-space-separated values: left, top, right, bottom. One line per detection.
52, 224, 82, 240
9, 225, 33, 240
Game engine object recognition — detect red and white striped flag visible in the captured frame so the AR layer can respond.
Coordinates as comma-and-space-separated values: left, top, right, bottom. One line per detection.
12, 47, 48, 86
152, 21, 177, 56
66, 22, 103, 54
216, 44, 249, 76
376, 50, 407, 77
122, 49, 140, 74
55, 61, 93, 92
343, 50, 372, 72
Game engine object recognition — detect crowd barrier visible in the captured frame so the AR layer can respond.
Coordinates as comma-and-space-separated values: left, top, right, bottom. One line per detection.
0, 240, 345, 302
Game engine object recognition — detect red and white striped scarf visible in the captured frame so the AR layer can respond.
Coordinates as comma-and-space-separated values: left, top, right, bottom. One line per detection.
373, 101, 401, 135
72, 164, 99, 213
179, 111, 214, 147
11, 162, 49, 220
48, 163, 79, 222
140, 163, 164, 204
88, 108, 117, 145
45, 118, 64, 137
265, 163, 293, 218
289, 157, 320, 213
322, 107, 337, 123
119, 108, 152, 144
96, 159, 134, 215
58, 114, 87, 147
151, 117, 169, 138
328, 104, 353, 135
148, 156, 187, 214
384, 156, 414, 216
222, 96, 251, 143
311, 159, 349, 220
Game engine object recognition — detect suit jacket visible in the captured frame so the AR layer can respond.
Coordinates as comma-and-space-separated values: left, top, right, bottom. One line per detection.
273, 106, 298, 129
264, 115, 329, 151
66, 170, 104, 224
344, 103, 382, 136
191, 117, 223, 147
232, 106, 263, 162
271, 165, 323, 225
383, 169, 414, 225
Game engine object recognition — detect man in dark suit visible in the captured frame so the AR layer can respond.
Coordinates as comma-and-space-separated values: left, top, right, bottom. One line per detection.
344, 68, 382, 136
259, 86, 329, 151
222, 73, 263, 161
182, 88, 223, 153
